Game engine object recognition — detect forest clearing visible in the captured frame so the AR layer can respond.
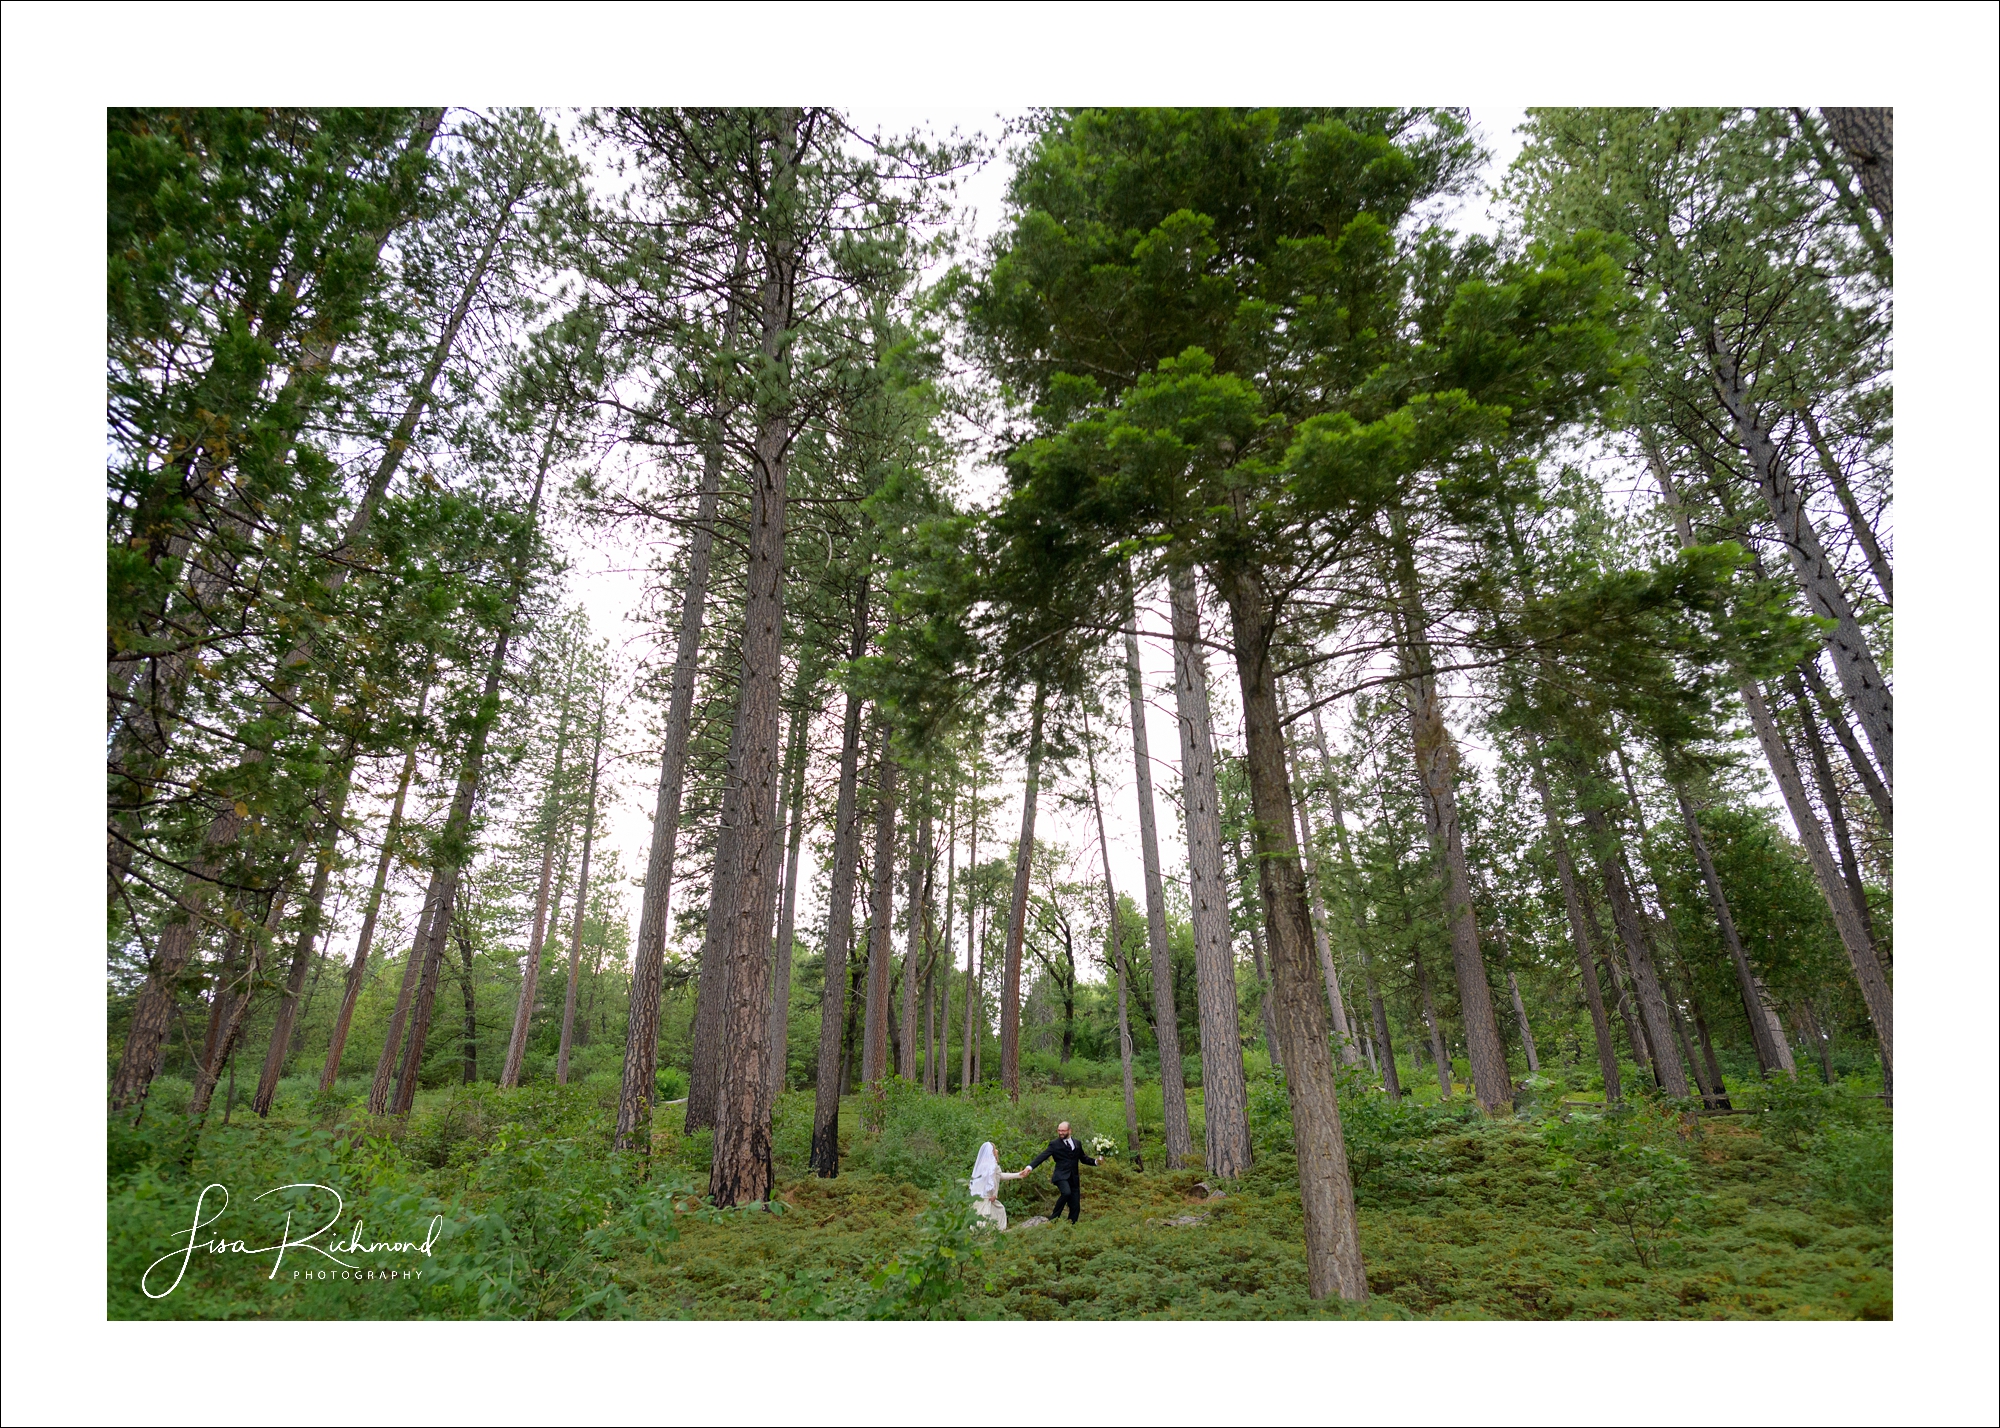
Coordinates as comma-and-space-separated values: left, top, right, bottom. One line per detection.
103, 102, 1904, 1325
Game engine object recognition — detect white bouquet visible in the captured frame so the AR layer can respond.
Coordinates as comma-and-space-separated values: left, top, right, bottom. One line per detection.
1086, 1134, 1117, 1159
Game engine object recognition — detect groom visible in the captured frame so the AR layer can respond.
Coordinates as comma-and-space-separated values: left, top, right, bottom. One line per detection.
1025, 1121, 1100, 1225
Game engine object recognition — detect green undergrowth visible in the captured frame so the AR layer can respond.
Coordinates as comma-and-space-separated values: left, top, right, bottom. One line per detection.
106, 1067, 1890, 1320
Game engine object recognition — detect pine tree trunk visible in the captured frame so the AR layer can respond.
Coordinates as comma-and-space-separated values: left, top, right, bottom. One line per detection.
710, 122, 802, 1206
614, 237, 753, 1153
900, 775, 931, 1082
1578, 802, 1689, 1097
1789, 672, 1881, 953
190, 870, 298, 1119
1283, 720, 1360, 1065
1798, 657, 1891, 834
959, 766, 981, 1099
457, 918, 479, 1084
1214, 559, 1367, 1301
1672, 783, 1787, 1075
503, 693, 576, 1089
1506, 970, 1540, 1074
1083, 710, 1144, 1166
1122, 575, 1193, 1164
556, 708, 606, 1085
382, 432, 552, 1118
1385, 537, 1512, 1113
1799, 408, 1892, 607
999, 687, 1046, 1102
1521, 731, 1622, 1101
1322, 755, 1402, 1100
1709, 354, 1893, 789
1413, 942, 1452, 1098
368, 868, 449, 1115
252, 771, 353, 1115
320, 672, 430, 1091
1233, 836, 1283, 1073
1166, 566, 1253, 1173
938, 792, 956, 1093
808, 584, 873, 1174
861, 746, 902, 1090
1819, 108, 1892, 234
765, 693, 811, 1103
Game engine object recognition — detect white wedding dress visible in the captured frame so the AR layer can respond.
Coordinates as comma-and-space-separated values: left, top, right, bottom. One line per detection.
968, 1142, 1025, 1230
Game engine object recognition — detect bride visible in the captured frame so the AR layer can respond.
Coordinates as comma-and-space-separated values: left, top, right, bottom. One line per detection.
968, 1142, 1028, 1230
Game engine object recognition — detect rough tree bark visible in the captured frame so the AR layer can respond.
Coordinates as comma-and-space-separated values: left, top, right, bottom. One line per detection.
556, 704, 606, 1085
1819, 108, 1892, 234
1323, 765, 1400, 1100
1215, 559, 1367, 1301
958, 764, 981, 1098
1166, 566, 1252, 1173
999, 686, 1046, 1102
711, 116, 802, 1208
1122, 572, 1193, 1164
1578, 799, 1689, 1098
1798, 656, 1891, 834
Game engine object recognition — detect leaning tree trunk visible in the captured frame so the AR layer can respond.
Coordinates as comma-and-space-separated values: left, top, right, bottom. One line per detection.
807, 581, 873, 1174
1648, 446, 1892, 1097
503, 690, 576, 1089
1521, 730, 1622, 1101
251, 769, 354, 1115
614, 238, 752, 1153
188, 869, 299, 1119
380, 430, 552, 1118
1214, 558, 1368, 1301
1166, 565, 1252, 1174
999, 686, 1046, 1103
1122, 573, 1193, 1164
1709, 355, 1893, 791
1673, 781, 1788, 1076
367, 866, 451, 1115
1788, 671, 1882, 953
320, 670, 431, 1090
861, 745, 902, 1091
1799, 407, 1892, 608
556, 705, 606, 1085
1578, 800, 1689, 1098
1798, 656, 1891, 835
1506, 969, 1540, 1074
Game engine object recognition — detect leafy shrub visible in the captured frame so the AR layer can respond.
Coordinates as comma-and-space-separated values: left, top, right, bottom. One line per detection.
1805, 1124, 1892, 1222
1752, 1074, 1880, 1150
766, 1192, 989, 1320
1545, 1108, 1710, 1268
655, 1066, 689, 1102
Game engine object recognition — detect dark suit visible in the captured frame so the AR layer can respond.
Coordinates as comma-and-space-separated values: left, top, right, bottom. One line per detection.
1029, 1136, 1100, 1223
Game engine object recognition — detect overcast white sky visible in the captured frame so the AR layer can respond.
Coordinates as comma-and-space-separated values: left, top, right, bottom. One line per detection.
541, 107, 1531, 974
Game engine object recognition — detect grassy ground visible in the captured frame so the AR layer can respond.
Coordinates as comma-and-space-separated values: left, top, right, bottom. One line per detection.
106, 1066, 1891, 1320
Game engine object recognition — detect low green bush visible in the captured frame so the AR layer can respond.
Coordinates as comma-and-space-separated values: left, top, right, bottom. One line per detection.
1805, 1123, 1892, 1222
